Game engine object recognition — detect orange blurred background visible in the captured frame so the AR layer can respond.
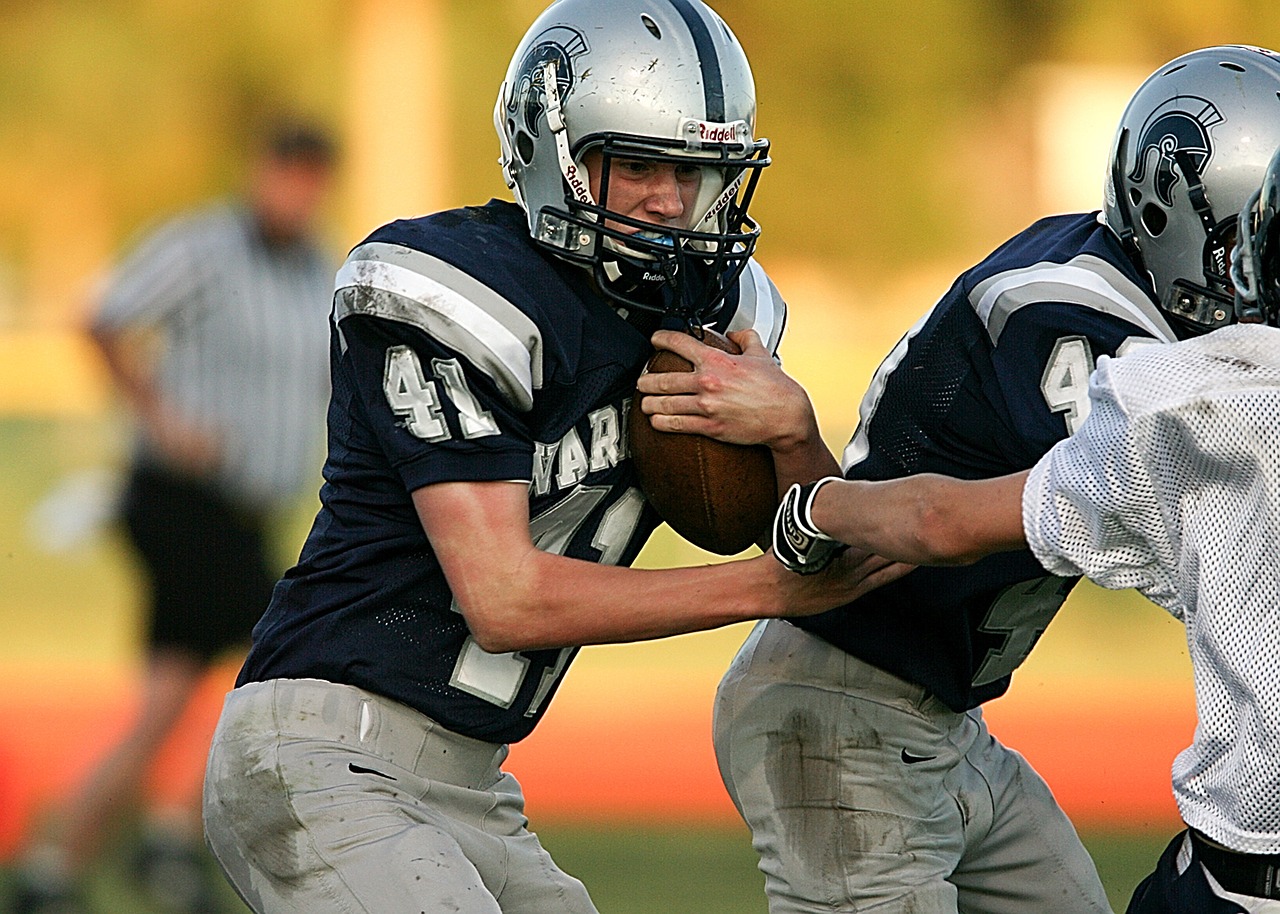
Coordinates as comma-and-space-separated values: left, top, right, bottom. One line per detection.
2, 0, 1273, 862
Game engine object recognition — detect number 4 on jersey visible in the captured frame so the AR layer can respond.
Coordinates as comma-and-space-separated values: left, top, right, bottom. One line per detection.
1041, 334, 1163, 435
1040, 336, 1093, 435
383, 345, 500, 441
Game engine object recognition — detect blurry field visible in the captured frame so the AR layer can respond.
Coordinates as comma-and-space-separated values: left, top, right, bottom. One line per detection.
0, 823, 1169, 913
545, 825, 1171, 913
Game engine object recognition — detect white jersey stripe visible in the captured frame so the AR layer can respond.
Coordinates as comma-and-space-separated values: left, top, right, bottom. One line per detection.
346, 241, 544, 382
335, 254, 543, 413
841, 307, 935, 471
353, 242, 545, 370
724, 259, 786, 357
972, 255, 1177, 344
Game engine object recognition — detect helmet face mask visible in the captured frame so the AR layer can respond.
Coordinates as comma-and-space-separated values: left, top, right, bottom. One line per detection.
495, 0, 769, 328
1231, 146, 1280, 326
563, 135, 766, 322
1103, 46, 1280, 337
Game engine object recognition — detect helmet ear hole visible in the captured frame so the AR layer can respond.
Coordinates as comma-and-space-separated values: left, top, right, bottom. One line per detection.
1141, 203, 1168, 237
515, 130, 535, 166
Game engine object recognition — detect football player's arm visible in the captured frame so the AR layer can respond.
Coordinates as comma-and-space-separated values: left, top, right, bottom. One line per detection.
800, 470, 1030, 566
636, 328, 840, 491
412, 479, 910, 653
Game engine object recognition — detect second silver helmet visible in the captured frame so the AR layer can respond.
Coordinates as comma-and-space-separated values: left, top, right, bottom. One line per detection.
1104, 46, 1280, 337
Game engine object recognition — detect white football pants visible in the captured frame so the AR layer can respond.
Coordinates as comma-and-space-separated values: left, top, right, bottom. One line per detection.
714, 619, 1115, 914
203, 678, 598, 914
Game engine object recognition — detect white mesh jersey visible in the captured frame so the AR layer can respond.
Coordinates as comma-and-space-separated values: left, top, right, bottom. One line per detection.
1023, 323, 1280, 854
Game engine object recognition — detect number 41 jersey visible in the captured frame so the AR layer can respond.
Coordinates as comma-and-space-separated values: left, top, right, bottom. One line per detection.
794, 212, 1181, 712
237, 199, 787, 744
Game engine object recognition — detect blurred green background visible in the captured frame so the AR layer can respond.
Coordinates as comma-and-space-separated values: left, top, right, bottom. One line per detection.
3, 1, 1279, 911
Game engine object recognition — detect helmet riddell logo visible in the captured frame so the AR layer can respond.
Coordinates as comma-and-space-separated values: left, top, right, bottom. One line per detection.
563, 160, 592, 206
510, 27, 589, 139
695, 121, 743, 144
1129, 97, 1223, 207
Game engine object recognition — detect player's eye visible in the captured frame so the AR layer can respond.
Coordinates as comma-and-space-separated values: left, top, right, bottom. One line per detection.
614, 158, 656, 178
674, 164, 703, 184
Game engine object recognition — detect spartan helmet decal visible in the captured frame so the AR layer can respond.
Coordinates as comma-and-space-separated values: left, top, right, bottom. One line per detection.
1104, 47, 1280, 338
507, 27, 589, 147
1128, 98, 1223, 208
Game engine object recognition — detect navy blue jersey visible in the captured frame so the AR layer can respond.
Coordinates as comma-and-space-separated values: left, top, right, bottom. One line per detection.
238, 199, 787, 743
792, 212, 1180, 712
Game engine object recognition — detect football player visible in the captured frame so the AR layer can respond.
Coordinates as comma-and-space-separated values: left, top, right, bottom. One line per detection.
200, 3, 903, 914
640, 45, 1280, 914
770, 145, 1280, 913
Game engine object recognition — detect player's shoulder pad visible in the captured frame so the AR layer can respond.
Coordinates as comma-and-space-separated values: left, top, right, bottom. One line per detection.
966, 215, 1177, 346
334, 203, 545, 413
719, 258, 788, 356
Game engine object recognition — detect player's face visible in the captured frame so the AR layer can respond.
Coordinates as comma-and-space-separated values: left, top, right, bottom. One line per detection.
582, 150, 702, 231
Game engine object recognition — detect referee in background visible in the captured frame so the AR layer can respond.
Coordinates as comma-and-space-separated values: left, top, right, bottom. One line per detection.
13, 120, 337, 914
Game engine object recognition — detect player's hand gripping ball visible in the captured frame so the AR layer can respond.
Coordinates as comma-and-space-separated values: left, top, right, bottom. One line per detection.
628, 329, 778, 555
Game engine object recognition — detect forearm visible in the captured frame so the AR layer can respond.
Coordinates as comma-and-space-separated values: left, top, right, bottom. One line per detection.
809, 472, 1028, 566
747, 371, 839, 494
89, 324, 161, 418
418, 479, 905, 653
768, 417, 839, 491
459, 543, 910, 653
456, 550, 811, 652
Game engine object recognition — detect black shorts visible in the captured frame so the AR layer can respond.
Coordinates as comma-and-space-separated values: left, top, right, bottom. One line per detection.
120, 464, 277, 663
1126, 830, 1256, 914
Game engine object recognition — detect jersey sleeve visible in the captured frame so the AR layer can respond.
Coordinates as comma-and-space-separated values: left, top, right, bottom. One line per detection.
333, 241, 547, 492
1022, 358, 1184, 616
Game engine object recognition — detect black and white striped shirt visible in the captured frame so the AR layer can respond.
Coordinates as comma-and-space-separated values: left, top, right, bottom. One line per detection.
93, 202, 334, 506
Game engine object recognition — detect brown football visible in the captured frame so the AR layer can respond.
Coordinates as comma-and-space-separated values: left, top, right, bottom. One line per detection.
628, 329, 778, 555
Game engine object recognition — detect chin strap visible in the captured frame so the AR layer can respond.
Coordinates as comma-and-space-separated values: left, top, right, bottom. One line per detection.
1232, 189, 1266, 323
1109, 129, 1140, 256
1173, 149, 1219, 235
543, 61, 595, 212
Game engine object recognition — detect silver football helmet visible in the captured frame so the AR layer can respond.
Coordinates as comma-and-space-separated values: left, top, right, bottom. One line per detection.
1103, 45, 1280, 337
1231, 143, 1280, 326
494, 0, 769, 326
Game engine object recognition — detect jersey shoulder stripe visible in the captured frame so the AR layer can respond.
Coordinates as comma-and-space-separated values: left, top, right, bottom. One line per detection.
970, 253, 1177, 344
335, 240, 544, 412
724, 259, 787, 356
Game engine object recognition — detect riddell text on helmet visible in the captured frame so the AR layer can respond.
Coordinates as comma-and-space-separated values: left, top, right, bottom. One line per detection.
695, 121, 744, 144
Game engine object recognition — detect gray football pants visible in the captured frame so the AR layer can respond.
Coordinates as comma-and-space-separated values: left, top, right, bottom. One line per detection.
203, 678, 597, 914
713, 620, 1115, 914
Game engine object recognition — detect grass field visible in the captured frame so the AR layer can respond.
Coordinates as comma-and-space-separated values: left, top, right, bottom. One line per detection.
546, 825, 1172, 913
0, 823, 1170, 913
